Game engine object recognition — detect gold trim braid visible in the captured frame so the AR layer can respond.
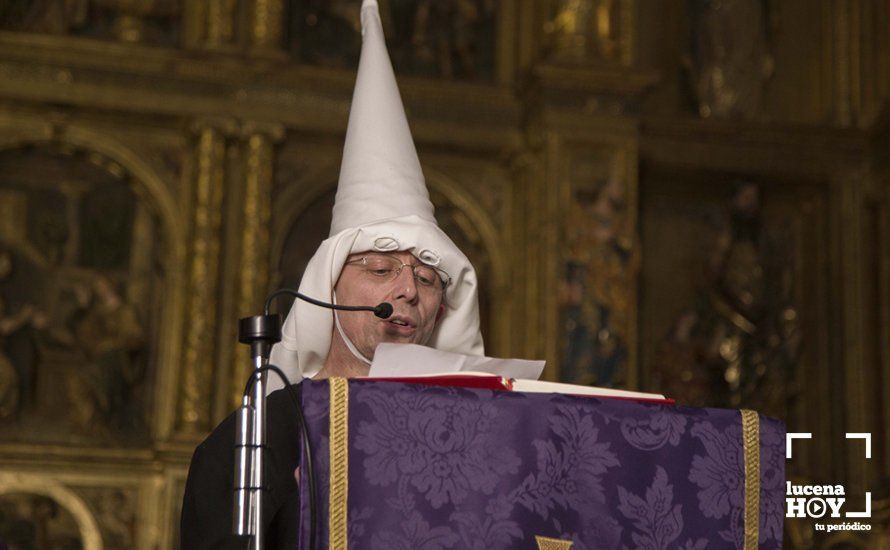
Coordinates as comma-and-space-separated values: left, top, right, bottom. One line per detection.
741, 409, 760, 550
329, 378, 350, 550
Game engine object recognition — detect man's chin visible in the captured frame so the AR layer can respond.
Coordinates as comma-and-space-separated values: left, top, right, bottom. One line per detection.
378, 334, 418, 345
380, 322, 420, 340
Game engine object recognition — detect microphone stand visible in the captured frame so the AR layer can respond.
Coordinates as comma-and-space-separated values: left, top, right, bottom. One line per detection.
232, 288, 392, 550
233, 314, 281, 550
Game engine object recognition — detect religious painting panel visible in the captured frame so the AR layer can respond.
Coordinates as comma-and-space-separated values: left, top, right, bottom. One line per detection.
0, 470, 147, 550
286, 0, 499, 80
0, 0, 181, 46
557, 146, 637, 390
0, 145, 165, 446
70, 485, 139, 548
0, 492, 87, 549
639, 166, 829, 476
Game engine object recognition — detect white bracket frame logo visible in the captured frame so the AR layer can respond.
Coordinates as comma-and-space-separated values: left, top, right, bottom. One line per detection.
786, 432, 872, 518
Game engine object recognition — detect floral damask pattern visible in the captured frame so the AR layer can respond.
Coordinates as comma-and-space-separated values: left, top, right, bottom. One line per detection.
451, 505, 524, 549
299, 380, 785, 550
617, 466, 683, 549
689, 421, 745, 521
370, 487, 460, 550
512, 404, 620, 516
688, 421, 748, 547
620, 411, 687, 450
686, 417, 784, 549
354, 386, 521, 509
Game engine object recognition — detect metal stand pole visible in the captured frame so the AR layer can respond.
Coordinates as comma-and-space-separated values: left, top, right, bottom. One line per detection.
233, 315, 281, 550
250, 352, 267, 550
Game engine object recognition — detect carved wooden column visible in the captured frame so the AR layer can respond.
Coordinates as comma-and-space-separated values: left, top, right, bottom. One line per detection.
821, 4, 890, 512
230, 123, 284, 406
507, 147, 543, 362
178, 119, 232, 433
182, 0, 239, 50
824, 0, 889, 127
250, 0, 285, 54
878, 127, 890, 486
828, 0, 858, 126
207, 0, 239, 47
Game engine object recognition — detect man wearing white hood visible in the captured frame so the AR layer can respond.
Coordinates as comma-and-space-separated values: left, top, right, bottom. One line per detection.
181, 1, 483, 547
268, 0, 483, 384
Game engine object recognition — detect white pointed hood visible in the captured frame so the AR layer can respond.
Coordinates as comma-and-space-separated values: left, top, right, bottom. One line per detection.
332, 0, 435, 234
269, 0, 484, 386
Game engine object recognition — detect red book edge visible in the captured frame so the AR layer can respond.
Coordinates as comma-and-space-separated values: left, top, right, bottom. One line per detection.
361, 375, 675, 405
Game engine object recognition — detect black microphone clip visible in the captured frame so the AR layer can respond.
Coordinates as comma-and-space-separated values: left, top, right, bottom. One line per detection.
373, 302, 394, 319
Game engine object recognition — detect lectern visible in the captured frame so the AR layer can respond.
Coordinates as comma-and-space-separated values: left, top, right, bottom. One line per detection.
292, 378, 785, 549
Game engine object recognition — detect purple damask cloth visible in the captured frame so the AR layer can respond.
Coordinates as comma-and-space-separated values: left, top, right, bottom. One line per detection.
297, 380, 785, 550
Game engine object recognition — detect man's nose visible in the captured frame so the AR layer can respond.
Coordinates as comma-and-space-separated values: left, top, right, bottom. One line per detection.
393, 267, 419, 303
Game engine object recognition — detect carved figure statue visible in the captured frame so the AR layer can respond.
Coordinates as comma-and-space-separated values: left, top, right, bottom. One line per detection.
657, 183, 801, 415
545, 0, 620, 62
63, 274, 145, 431
685, 0, 775, 119
0, 251, 47, 420
546, 0, 594, 60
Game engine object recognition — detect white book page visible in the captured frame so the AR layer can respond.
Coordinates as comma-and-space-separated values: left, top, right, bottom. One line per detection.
367, 344, 664, 400
368, 343, 545, 380
510, 379, 666, 400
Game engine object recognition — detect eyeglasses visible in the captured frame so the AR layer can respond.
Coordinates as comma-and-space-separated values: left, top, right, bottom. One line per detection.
345, 254, 451, 292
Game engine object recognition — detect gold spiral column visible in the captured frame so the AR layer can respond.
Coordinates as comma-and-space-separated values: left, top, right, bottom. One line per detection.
250, 0, 285, 54
207, 0, 239, 48
178, 119, 233, 433
231, 123, 284, 405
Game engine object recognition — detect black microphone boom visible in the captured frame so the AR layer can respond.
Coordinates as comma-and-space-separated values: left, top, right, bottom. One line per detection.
264, 288, 392, 320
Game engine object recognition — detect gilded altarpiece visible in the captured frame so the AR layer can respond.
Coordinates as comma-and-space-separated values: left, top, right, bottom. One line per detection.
0, 147, 154, 442
0, 110, 189, 548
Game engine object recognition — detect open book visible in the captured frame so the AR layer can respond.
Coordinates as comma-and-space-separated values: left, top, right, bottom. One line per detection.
368, 343, 546, 380
364, 344, 671, 404
362, 372, 672, 404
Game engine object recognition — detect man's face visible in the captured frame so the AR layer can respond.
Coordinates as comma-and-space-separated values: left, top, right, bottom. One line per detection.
333, 250, 446, 359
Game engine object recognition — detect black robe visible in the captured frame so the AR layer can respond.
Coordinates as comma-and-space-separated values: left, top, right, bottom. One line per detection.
181, 386, 303, 549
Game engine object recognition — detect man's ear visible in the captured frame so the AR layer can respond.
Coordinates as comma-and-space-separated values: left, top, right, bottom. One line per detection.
435, 300, 446, 323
